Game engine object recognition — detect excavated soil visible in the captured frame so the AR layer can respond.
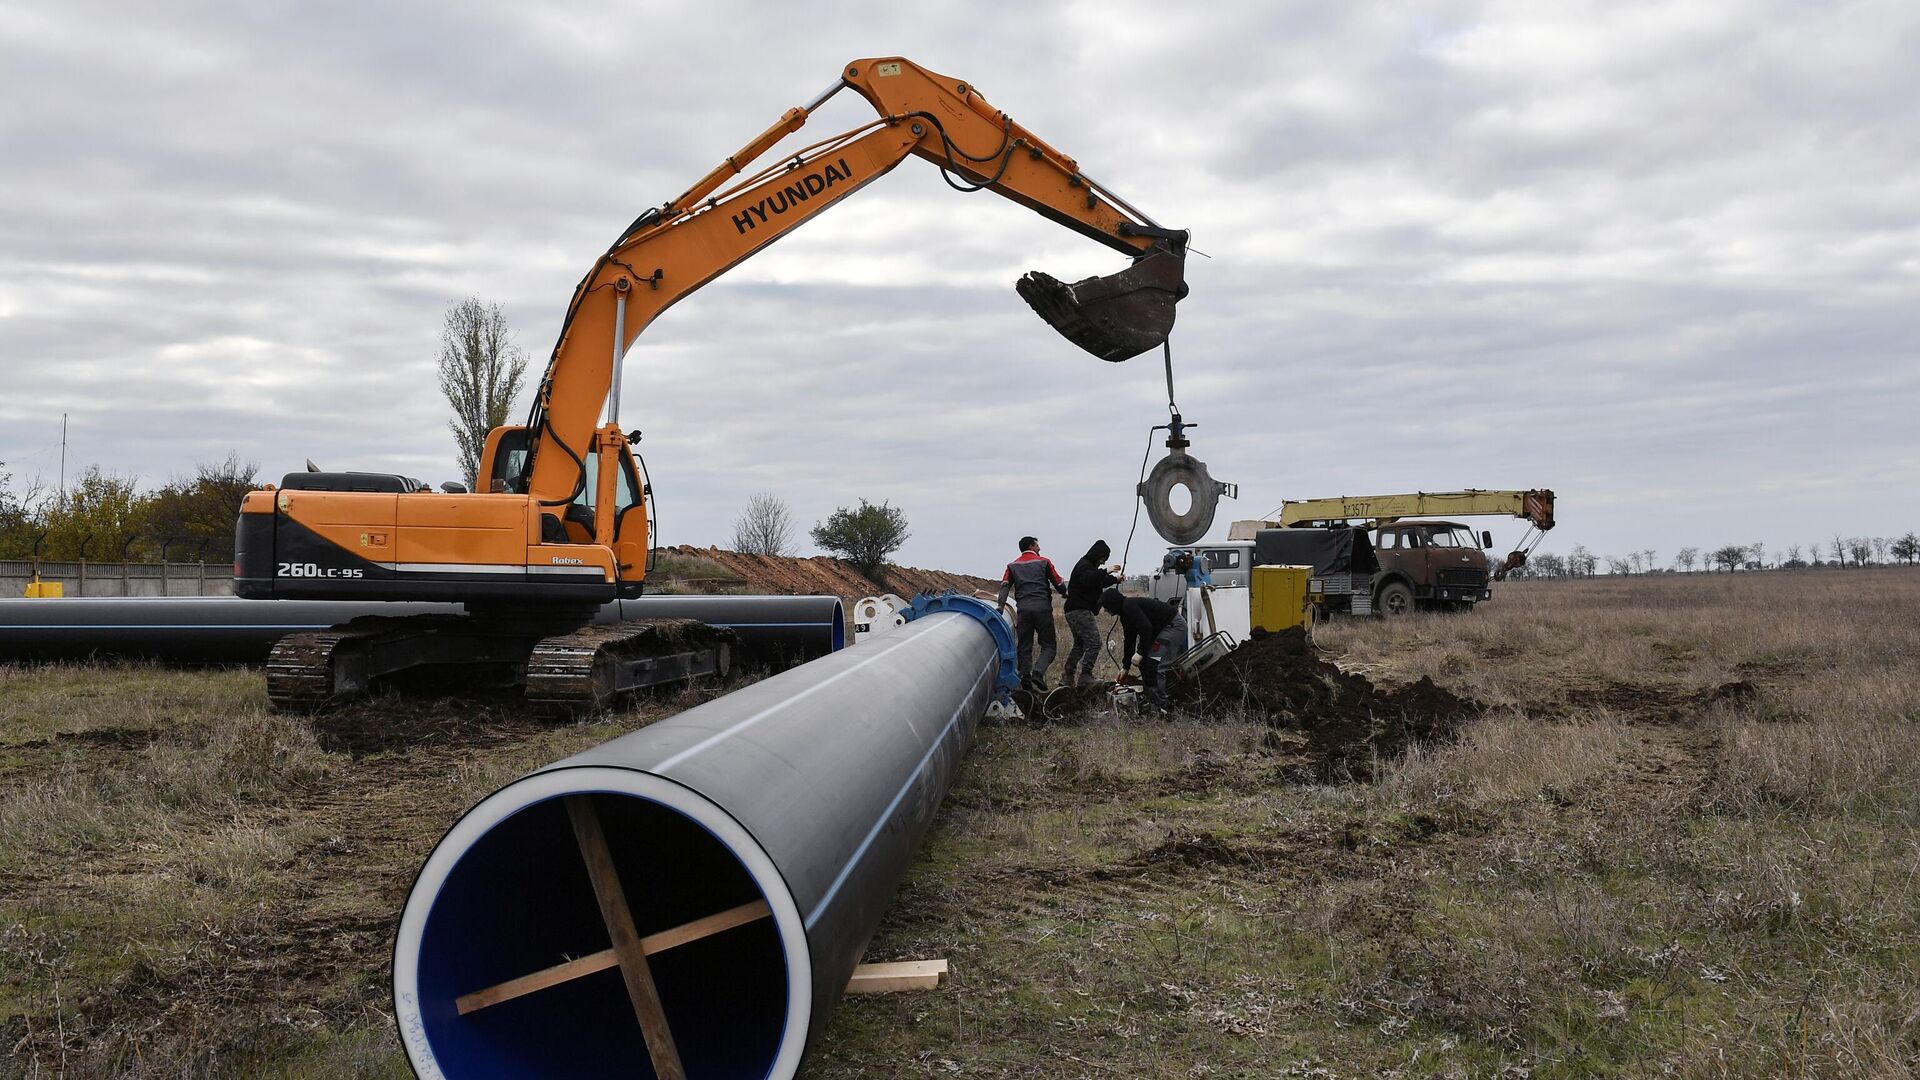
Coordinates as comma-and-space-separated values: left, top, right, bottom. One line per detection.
663, 545, 996, 600
1038, 628, 1478, 783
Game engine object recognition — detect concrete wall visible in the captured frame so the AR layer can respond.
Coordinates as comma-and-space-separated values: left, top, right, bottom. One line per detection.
0, 560, 234, 598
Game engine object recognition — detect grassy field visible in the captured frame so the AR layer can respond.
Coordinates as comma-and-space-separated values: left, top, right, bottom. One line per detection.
4, 570, 1918, 1077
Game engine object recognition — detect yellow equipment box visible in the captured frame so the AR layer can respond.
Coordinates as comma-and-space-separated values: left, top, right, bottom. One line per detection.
1250, 565, 1311, 633
24, 580, 64, 598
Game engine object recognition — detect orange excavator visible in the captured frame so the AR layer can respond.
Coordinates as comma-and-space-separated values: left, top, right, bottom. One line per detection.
235, 57, 1190, 711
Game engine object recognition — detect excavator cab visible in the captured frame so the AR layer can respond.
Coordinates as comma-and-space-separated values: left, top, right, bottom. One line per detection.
1017, 236, 1188, 362
480, 424, 649, 585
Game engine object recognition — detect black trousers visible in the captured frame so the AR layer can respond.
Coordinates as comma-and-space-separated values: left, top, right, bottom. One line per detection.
1015, 608, 1057, 679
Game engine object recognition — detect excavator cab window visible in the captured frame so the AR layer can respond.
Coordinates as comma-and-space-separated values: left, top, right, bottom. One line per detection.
487, 428, 533, 495
611, 452, 642, 539
567, 451, 642, 541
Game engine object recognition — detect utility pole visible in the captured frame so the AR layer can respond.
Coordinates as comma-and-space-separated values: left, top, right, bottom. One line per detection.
58, 412, 67, 510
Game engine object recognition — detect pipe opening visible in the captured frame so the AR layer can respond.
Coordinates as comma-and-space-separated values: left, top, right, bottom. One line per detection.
397, 771, 810, 1079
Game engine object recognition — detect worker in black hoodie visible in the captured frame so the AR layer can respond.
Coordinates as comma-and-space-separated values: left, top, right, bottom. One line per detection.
1100, 587, 1185, 711
1063, 540, 1122, 687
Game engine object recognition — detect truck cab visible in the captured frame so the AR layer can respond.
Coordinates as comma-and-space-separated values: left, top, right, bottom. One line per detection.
1159, 523, 1496, 617
1370, 520, 1495, 614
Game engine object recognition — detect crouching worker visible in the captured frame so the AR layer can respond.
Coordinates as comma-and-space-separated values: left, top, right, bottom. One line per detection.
1063, 540, 1122, 687
1100, 587, 1186, 712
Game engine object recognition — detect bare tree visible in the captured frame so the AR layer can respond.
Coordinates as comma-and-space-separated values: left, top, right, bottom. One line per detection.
1675, 547, 1699, 572
438, 297, 530, 489
1784, 543, 1802, 566
1607, 555, 1633, 576
1711, 545, 1748, 573
1830, 536, 1847, 565
1873, 536, 1890, 563
730, 492, 795, 556
1568, 544, 1595, 578
1749, 541, 1765, 569
1532, 552, 1567, 579
1848, 536, 1874, 567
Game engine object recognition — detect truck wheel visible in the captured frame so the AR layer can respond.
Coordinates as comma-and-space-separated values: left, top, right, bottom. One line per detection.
1376, 581, 1414, 617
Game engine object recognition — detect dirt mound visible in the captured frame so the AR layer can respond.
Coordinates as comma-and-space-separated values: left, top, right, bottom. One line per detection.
1030, 628, 1477, 782
1176, 628, 1475, 781
661, 545, 995, 601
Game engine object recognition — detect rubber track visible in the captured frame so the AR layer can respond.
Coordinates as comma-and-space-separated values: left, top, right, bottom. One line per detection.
266, 628, 371, 710
524, 619, 721, 716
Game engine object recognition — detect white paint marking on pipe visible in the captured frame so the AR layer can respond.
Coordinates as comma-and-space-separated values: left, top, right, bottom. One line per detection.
650, 614, 956, 773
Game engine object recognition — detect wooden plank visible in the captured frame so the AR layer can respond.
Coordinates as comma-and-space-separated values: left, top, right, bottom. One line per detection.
566, 795, 688, 1080
641, 898, 771, 955
845, 959, 949, 994
455, 900, 772, 1015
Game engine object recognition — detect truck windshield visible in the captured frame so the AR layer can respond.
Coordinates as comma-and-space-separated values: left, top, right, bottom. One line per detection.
1427, 529, 1459, 547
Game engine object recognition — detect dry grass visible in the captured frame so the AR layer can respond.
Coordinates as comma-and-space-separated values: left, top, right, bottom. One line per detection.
3, 569, 1919, 1077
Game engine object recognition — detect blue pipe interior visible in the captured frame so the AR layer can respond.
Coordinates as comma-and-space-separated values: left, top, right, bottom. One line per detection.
413, 790, 792, 1079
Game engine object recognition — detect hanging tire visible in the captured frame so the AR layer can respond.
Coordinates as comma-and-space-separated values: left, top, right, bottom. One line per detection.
1376, 581, 1414, 618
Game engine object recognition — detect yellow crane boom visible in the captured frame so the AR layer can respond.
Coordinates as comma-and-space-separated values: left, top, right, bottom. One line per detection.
1230, 489, 1553, 535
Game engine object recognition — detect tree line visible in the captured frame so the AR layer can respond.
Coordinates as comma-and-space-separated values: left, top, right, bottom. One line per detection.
4, 297, 898, 574
0, 455, 258, 564
731, 490, 910, 578
1512, 535, 1920, 579
0, 297, 528, 566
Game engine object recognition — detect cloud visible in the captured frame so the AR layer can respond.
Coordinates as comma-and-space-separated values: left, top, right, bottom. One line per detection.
1, 0, 1916, 576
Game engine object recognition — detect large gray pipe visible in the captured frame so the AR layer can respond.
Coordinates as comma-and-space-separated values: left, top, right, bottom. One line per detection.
393, 604, 1006, 1078
0, 595, 845, 666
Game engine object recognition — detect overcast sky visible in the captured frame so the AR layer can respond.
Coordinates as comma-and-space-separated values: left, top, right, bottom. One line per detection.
2, 1, 1915, 576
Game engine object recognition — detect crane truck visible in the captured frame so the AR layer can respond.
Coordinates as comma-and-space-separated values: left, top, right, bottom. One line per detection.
234, 57, 1192, 711
1153, 489, 1557, 616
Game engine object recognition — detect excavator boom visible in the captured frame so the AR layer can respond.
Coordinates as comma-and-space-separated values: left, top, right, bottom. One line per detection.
517, 57, 1185, 507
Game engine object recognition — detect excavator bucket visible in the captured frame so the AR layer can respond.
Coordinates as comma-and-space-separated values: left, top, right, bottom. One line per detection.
1017, 242, 1187, 362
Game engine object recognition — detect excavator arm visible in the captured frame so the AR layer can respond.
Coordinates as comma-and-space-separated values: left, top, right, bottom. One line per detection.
510, 56, 1187, 509
240, 58, 1188, 615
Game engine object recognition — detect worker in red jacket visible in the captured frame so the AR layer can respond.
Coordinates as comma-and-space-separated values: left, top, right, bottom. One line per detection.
996, 535, 1067, 692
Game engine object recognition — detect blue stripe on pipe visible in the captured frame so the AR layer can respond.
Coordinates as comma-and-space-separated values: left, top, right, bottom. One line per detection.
804, 662, 991, 931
